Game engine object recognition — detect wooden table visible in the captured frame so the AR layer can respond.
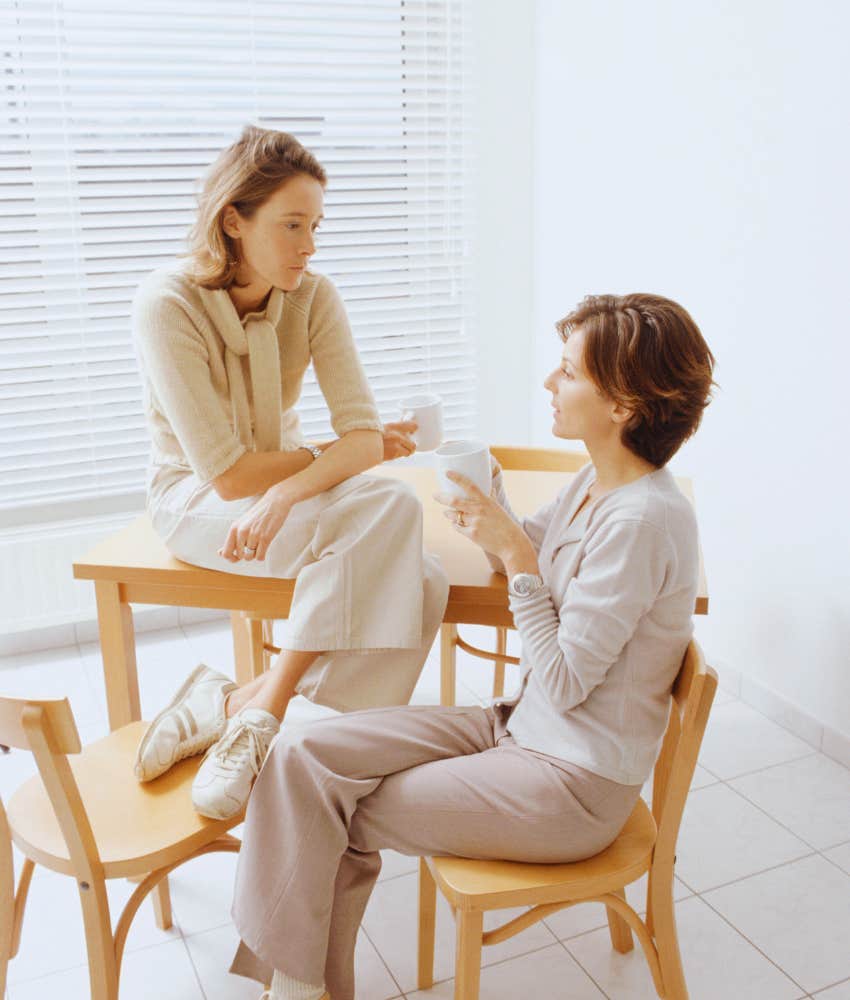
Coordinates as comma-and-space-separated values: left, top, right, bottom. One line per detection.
73, 465, 707, 731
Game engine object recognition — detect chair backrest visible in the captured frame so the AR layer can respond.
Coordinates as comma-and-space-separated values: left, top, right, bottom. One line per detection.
649, 641, 717, 894
0, 695, 102, 879
0, 695, 81, 755
490, 445, 590, 473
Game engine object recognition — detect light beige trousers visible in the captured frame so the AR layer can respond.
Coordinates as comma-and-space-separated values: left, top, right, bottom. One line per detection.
229, 703, 642, 999
147, 467, 449, 710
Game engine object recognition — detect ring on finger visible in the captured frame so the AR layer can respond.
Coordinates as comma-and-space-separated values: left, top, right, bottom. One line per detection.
456, 511, 466, 527
243, 544, 257, 557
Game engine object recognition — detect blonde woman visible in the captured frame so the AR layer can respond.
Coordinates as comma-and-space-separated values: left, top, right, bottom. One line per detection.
131, 125, 449, 820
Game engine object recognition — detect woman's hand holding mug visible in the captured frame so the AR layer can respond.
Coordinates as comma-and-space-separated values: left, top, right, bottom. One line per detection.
382, 420, 418, 461
433, 469, 531, 566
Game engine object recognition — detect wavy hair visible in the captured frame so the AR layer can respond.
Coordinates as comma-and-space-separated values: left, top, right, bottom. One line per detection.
184, 124, 327, 289
557, 294, 716, 467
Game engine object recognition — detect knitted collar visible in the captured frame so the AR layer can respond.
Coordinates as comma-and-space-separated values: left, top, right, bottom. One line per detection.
197, 284, 286, 453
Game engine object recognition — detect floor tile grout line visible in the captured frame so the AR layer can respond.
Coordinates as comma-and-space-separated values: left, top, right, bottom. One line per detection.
176, 930, 209, 1000
554, 935, 612, 999
699, 748, 821, 784
5, 902, 191, 989
721, 750, 846, 781
811, 973, 850, 995
404, 937, 567, 994
717, 777, 825, 852
359, 924, 406, 999
676, 849, 820, 897
697, 891, 813, 995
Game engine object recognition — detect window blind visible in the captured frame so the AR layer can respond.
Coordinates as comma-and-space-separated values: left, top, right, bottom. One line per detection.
0, 0, 475, 521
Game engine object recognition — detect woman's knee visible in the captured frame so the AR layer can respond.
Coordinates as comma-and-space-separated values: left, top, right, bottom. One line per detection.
423, 556, 450, 628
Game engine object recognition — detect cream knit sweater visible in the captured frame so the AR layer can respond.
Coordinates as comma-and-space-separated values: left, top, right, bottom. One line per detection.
132, 265, 383, 484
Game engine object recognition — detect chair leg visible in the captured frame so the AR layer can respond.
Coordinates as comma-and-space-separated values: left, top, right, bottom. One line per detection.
417, 859, 437, 989
454, 909, 483, 1000
262, 619, 275, 672
440, 624, 458, 707
150, 879, 173, 930
606, 887, 634, 953
231, 610, 254, 686
78, 876, 119, 1000
492, 627, 507, 698
246, 617, 267, 681
652, 887, 688, 999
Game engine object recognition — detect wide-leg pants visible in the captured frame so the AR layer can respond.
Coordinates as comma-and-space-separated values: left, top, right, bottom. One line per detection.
147, 466, 450, 711
229, 703, 642, 999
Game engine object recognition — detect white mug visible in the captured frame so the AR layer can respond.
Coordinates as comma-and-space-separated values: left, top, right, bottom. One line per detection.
399, 393, 443, 452
435, 439, 491, 498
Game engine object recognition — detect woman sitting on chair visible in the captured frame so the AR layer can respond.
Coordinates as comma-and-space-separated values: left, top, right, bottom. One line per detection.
226, 293, 716, 1000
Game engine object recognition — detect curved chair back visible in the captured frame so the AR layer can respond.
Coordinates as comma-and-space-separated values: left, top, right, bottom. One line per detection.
647, 641, 717, 926
0, 695, 101, 878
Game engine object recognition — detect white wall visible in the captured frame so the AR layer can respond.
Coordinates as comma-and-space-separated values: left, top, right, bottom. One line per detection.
532, 0, 850, 734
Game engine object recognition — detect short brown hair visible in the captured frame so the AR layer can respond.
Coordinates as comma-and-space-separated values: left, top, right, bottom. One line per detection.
185, 124, 327, 289
556, 294, 716, 467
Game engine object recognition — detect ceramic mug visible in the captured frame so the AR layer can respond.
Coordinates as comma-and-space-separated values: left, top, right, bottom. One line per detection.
435, 439, 491, 498
399, 393, 443, 452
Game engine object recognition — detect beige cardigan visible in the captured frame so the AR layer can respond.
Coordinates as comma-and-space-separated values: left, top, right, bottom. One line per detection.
132, 265, 383, 484
491, 463, 699, 785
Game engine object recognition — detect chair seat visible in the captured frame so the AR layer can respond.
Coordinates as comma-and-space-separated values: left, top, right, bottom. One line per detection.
428, 798, 657, 911
7, 721, 238, 879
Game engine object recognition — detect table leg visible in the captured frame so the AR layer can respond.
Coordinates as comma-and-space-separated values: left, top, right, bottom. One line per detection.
94, 581, 140, 730
93, 581, 171, 930
440, 624, 458, 707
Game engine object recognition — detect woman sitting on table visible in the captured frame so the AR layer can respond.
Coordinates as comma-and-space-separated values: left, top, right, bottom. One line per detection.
130, 124, 448, 820
226, 293, 716, 1000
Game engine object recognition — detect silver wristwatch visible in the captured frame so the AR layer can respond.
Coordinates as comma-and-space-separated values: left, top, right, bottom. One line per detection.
300, 444, 323, 461
508, 572, 545, 598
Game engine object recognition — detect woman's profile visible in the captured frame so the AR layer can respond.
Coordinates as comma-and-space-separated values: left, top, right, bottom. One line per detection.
227, 292, 715, 1000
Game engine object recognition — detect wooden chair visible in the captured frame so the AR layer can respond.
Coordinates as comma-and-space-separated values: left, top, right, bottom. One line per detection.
440, 446, 591, 705
0, 696, 242, 999
418, 640, 717, 1000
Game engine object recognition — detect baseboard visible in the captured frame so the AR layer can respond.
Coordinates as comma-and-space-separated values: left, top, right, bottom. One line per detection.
710, 657, 850, 771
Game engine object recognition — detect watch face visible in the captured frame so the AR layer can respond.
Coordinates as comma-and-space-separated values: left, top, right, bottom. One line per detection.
511, 574, 542, 597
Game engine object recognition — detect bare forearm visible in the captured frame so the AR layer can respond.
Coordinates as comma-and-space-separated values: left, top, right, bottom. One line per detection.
213, 449, 313, 500
213, 431, 380, 502
275, 429, 383, 505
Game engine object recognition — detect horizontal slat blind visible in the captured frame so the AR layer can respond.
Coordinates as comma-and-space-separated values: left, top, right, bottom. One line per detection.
0, 0, 475, 515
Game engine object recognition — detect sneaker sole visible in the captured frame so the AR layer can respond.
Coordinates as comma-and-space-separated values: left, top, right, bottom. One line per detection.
135, 663, 234, 782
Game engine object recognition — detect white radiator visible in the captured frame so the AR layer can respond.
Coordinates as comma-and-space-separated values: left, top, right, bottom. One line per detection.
0, 514, 136, 635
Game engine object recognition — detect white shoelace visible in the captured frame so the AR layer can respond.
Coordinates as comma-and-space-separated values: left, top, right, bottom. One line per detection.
205, 718, 271, 776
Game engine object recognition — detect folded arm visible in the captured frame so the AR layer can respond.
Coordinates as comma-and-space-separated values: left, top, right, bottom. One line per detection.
509, 518, 670, 711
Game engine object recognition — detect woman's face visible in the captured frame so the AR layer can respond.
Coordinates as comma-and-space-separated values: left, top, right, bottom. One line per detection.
224, 174, 325, 292
543, 327, 619, 444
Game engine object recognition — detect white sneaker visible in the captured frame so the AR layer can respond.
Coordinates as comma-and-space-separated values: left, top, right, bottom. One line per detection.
191, 707, 280, 820
134, 663, 236, 782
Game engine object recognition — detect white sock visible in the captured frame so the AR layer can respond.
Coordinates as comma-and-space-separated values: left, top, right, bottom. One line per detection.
270, 968, 325, 1000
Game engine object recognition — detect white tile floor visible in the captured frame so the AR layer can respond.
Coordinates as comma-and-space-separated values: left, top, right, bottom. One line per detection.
1, 619, 849, 999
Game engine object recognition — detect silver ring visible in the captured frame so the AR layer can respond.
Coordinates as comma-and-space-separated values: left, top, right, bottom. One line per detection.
243, 546, 256, 556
